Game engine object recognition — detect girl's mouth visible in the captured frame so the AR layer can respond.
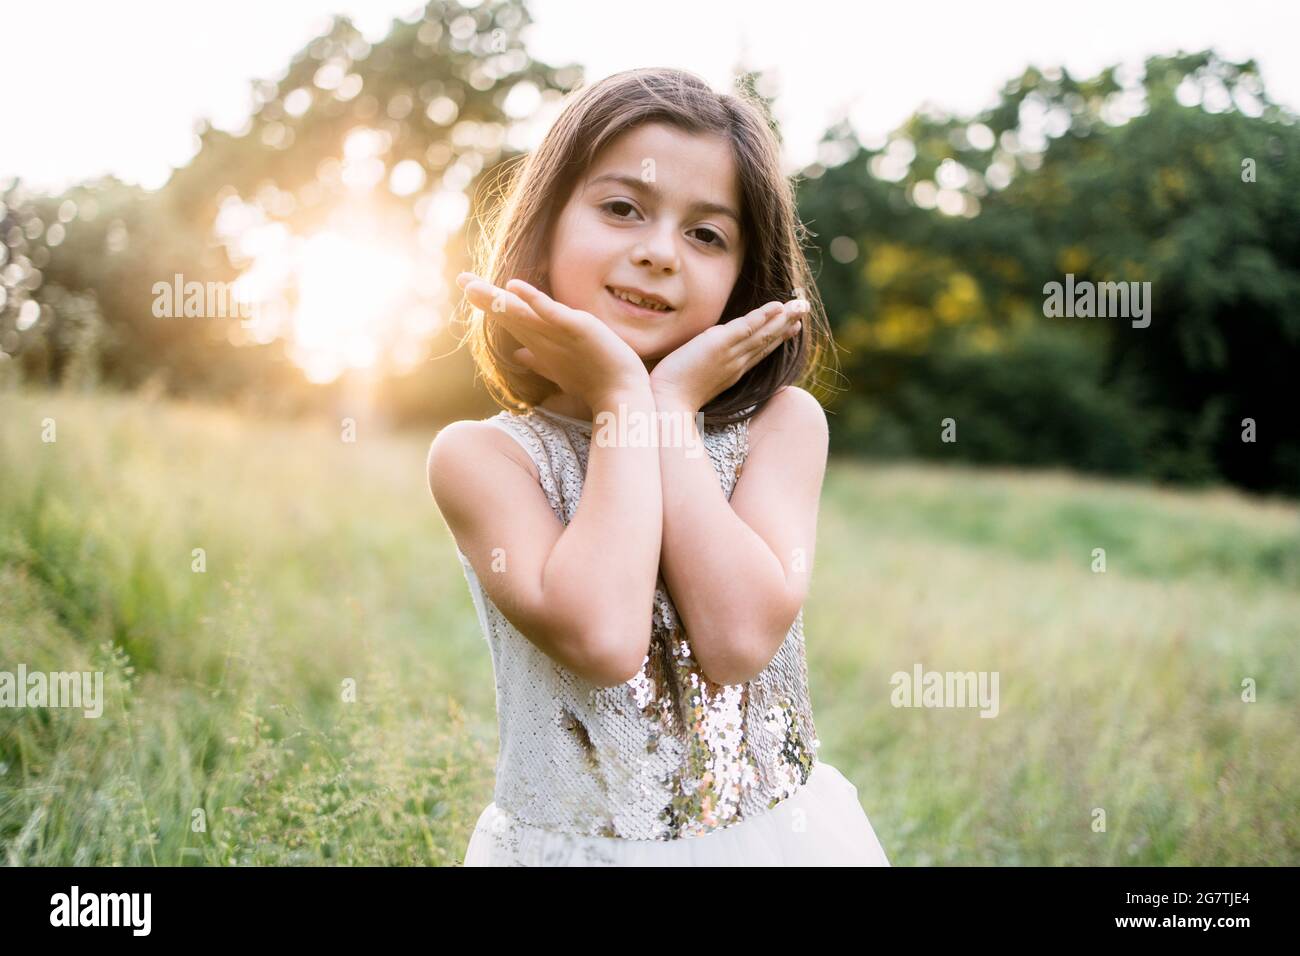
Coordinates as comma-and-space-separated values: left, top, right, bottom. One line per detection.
606, 286, 675, 317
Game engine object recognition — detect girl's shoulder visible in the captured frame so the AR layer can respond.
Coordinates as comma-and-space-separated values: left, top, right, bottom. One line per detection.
744, 386, 829, 450
426, 413, 541, 503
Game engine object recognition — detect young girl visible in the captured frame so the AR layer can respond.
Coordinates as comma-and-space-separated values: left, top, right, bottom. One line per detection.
427, 67, 890, 866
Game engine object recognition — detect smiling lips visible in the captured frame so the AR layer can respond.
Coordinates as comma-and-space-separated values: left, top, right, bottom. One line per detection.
606, 285, 675, 313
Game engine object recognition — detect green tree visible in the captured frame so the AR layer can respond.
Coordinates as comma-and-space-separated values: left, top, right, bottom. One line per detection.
801, 51, 1299, 493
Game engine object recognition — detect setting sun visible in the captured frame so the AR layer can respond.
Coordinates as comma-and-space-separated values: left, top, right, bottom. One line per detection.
289, 230, 414, 384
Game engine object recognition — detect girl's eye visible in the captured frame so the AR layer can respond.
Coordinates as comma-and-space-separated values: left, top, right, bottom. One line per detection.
689, 227, 725, 248
601, 201, 726, 249
601, 200, 639, 219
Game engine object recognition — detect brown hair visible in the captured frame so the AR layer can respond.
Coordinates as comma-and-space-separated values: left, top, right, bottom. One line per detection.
461, 66, 839, 426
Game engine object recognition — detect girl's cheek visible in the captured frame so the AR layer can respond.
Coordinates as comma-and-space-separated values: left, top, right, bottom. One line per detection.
569, 225, 612, 266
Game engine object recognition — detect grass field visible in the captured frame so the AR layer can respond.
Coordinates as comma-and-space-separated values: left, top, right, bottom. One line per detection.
2, 387, 1297, 865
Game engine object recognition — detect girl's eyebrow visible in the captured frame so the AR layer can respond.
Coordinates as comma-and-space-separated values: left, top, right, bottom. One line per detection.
586, 172, 741, 227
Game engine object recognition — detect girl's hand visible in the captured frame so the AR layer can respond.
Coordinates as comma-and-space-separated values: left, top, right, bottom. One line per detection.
458, 272, 650, 408
649, 297, 807, 410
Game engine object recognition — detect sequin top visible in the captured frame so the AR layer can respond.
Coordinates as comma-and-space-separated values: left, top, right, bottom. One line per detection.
454, 404, 822, 842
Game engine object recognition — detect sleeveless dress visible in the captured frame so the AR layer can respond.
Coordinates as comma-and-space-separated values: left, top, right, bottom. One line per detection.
454, 404, 891, 866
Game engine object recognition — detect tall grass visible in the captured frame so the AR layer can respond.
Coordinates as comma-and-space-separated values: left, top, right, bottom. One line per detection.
813, 462, 1300, 864
1, 389, 493, 865
1, 387, 1297, 864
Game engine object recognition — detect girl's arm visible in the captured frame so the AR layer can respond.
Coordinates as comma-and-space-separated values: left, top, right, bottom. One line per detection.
652, 384, 829, 686
428, 382, 662, 686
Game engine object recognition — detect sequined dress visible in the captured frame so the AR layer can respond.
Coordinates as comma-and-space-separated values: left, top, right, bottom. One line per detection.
454, 404, 891, 866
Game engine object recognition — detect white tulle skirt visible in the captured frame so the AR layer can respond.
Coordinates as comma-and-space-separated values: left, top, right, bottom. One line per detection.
462, 760, 891, 866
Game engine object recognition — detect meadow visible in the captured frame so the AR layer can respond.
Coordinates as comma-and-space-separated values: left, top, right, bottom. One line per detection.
2, 388, 1297, 865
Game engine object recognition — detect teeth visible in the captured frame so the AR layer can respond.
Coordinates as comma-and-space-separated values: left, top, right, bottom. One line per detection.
612, 288, 670, 311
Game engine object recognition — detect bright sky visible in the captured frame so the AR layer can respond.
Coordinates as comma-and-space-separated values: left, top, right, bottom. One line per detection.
5, 0, 1299, 194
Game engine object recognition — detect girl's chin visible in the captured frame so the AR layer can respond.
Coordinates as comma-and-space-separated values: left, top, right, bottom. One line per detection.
633, 342, 675, 365
601, 325, 671, 362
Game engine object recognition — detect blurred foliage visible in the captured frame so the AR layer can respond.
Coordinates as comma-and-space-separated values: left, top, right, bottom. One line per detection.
1, 20, 1296, 494
2, 0, 583, 422
802, 50, 1299, 493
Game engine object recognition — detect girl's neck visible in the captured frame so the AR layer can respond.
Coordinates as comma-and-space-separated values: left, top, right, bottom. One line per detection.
536, 355, 661, 423
537, 393, 594, 423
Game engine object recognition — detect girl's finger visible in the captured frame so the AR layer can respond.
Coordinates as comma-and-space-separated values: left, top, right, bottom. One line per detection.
787, 298, 808, 337
506, 279, 581, 331
734, 300, 795, 351
461, 276, 550, 338
461, 276, 527, 317
724, 301, 783, 345
745, 299, 805, 360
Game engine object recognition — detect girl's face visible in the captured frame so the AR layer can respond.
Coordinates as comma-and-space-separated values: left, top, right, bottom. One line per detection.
543, 122, 746, 365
